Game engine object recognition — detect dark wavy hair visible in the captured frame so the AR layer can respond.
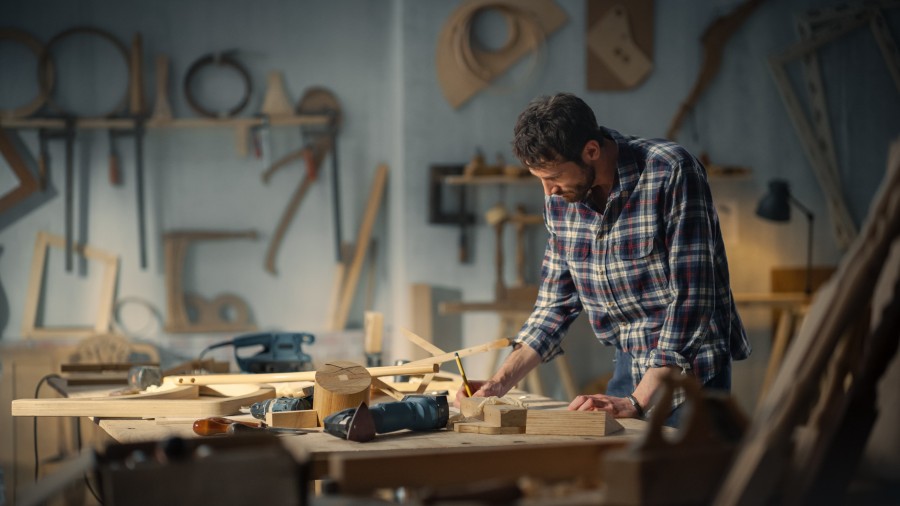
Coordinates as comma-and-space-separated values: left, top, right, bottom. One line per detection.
512, 93, 604, 168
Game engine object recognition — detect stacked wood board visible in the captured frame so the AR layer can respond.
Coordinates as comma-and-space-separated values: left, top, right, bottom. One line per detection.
453, 397, 624, 436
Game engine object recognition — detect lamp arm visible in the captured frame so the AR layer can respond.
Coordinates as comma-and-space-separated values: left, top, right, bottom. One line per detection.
789, 195, 814, 221
789, 195, 814, 294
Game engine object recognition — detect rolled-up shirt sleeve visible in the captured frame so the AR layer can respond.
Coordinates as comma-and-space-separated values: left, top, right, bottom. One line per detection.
648, 161, 716, 372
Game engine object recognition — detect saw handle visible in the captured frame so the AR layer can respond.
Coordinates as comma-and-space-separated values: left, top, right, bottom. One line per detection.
192, 416, 259, 436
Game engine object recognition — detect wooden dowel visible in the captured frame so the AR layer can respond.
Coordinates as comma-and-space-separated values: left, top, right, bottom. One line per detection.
163, 362, 438, 385
405, 338, 514, 367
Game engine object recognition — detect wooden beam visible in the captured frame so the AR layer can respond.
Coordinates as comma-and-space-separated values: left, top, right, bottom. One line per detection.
331, 164, 389, 330
163, 362, 438, 386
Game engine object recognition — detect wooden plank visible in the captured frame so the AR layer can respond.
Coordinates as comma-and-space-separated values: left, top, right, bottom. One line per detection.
266, 410, 318, 429
454, 421, 524, 435
525, 409, 624, 436
163, 362, 438, 386
11, 386, 273, 418
332, 164, 389, 330
404, 338, 514, 368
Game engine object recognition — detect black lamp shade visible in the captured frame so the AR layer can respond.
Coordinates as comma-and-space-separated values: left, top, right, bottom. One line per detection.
756, 179, 792, 222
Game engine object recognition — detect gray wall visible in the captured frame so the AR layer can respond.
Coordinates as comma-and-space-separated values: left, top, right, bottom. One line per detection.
2, 0, 899, 411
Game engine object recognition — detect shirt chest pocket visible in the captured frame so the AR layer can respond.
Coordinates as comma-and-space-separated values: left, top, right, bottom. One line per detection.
609, 234, 670, 301
553, 234, 591, 262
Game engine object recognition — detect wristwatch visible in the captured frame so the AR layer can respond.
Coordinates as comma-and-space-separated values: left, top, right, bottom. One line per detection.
626, 394, 645, 419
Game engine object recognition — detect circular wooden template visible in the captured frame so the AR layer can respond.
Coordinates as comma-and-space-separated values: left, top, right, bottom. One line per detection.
314, 361, 371, 395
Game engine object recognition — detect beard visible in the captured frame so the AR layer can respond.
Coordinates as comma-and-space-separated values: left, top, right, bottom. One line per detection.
559, 162, 595, 203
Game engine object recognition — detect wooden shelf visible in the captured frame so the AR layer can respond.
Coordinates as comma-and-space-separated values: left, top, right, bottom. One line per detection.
442, 175, 538, 186
0, 114, 331, 130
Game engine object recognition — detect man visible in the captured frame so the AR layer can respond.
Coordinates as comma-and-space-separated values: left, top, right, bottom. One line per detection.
457, 93, 750, 427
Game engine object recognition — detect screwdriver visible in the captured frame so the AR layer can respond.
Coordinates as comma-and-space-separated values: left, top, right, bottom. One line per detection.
192, 416, 311, 436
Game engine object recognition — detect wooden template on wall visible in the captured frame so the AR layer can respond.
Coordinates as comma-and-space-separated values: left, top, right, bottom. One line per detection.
586, 0, 654, 90
22, 231, 119, 339
0, 128, 41, 215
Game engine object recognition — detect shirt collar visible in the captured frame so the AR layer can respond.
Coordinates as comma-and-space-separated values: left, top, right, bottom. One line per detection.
603, 127, 641, 202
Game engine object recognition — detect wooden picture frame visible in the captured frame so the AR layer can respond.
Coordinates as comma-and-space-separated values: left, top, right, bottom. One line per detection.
0, 128, 41, 215
22, 231, 119, 339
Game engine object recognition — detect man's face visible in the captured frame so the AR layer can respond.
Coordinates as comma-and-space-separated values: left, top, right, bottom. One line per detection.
529, 159, 595, 203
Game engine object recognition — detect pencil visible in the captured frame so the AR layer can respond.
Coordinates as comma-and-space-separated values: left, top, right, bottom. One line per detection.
454, 352, 473, 397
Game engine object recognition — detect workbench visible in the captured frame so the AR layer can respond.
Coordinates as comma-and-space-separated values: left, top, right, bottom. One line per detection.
96, 399, 656, 482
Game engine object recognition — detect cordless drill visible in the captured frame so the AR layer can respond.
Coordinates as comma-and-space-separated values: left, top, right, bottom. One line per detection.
323, 395, 449, 442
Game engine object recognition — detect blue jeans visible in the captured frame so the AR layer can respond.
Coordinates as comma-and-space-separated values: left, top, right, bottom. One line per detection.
605, 348, 732, 428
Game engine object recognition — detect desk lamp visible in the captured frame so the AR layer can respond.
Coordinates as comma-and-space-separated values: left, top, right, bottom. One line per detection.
755, 179, 815, 294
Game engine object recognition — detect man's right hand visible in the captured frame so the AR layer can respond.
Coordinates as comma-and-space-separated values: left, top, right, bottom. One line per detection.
453, 379, 507, 407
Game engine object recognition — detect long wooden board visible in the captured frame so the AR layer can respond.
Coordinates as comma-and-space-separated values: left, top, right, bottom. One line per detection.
163, 363, 438, 386
12, 385, 274, 418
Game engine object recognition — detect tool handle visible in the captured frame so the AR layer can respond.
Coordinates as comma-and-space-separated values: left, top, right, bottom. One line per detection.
192, 416, 259, 436
108, 153, 121, 185
37, 154, 48, 190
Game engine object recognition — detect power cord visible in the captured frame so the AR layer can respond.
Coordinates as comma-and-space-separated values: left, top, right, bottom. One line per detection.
32, 373, 61, 481
74, 417, 103, 504
32, 373, 103, 504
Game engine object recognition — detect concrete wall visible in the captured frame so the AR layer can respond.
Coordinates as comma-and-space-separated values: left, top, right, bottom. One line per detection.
1, 0, 899, 413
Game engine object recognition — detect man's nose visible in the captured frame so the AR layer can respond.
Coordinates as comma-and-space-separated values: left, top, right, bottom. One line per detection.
541, 179, 558, 195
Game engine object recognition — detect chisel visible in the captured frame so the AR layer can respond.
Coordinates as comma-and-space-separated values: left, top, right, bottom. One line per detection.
192, 416, 312, 436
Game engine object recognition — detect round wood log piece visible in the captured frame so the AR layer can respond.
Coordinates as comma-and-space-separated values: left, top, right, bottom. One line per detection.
313, 361, 371, 425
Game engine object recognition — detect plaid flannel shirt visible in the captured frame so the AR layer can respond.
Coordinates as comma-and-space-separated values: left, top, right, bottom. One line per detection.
517, 129, 750, 404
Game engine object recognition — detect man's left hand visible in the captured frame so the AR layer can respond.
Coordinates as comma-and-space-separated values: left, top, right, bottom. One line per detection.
567, 394, 638, 418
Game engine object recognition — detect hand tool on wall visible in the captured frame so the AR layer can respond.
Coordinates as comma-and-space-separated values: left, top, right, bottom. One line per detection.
295, 87, 342, 260
262, 145, 321, 275
106, 129, 122, 185
183, 50, 252, 119
0, 128, 42, 216
40, 118, 77, 271
107, 118, 149, 267
323, 394, 450, 442
665, 0, 767, 141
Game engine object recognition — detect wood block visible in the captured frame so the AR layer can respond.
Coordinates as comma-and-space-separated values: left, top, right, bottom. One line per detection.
525, 410, 624, 436
313, 361, 371, 426
454, 421, 525, 435
484, 404, 526, 428
459, 397, 487, 418
266, 409, 318, 429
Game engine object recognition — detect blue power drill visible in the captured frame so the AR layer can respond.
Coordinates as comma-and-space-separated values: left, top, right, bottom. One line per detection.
323, 395, 449, 442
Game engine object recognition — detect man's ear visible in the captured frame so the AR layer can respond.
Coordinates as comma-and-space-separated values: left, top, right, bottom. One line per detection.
582, 139, 602, 162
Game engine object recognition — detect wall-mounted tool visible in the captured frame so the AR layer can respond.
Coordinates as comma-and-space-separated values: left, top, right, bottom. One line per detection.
323, 395, 449, 443
262, 145, 322, 275
200, 331, 316, 373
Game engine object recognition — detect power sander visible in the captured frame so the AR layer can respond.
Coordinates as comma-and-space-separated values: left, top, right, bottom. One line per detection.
323, 395, 449, 443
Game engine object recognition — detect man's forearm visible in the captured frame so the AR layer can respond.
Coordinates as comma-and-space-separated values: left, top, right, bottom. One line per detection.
481, 343, 542, 396
631, 365, 681, 409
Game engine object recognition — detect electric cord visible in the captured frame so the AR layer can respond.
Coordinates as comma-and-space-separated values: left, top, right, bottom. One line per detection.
198, 339, 233, 363
32, 373, 61, 481
33, 373, 104, 504
74, 417, 103, 504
